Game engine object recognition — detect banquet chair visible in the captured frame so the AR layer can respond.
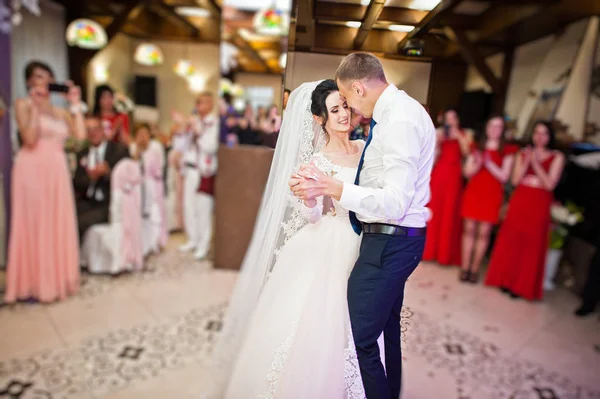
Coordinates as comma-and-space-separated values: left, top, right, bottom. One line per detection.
142, 142, 167, 256
81, 159, 144, 274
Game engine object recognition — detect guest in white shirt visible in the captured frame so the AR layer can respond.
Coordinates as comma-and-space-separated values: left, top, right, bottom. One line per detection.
290, 52, 436, 398
179, 92, 219, 260
73, 115, 129, 242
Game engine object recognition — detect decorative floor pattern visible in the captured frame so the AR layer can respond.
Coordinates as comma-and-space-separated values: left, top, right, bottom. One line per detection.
0, 246, 599, 399
0, 304, 225, 399
404, 310, 600, 399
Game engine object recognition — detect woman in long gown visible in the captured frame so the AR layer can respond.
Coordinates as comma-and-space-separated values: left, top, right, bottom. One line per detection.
485, 121, 565, 300
423, 108, 472, 266
218, 80, 371, 398
459, 115, 515, 283
4, 61, 85, 304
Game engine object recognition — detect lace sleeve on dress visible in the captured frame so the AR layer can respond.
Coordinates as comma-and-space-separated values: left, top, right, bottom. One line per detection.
297, 153, 333, 224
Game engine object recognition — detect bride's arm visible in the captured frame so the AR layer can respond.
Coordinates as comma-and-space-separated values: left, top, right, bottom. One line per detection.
300, 195, 324, 224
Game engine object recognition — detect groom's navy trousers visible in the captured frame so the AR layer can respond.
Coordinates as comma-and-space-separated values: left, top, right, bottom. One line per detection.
348, 231, 425, 399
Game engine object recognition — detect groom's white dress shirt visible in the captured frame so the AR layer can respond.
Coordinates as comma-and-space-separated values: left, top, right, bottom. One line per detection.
339, 84, 436, 228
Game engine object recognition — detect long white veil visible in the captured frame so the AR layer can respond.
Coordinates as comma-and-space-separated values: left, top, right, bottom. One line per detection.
208, 81, 325, 396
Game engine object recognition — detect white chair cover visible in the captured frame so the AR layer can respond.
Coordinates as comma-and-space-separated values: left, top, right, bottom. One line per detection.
142, 142, 167, 256
82, 159, 143, 274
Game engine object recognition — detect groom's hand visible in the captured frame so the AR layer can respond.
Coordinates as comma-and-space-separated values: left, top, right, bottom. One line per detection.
290, 164, 344, 201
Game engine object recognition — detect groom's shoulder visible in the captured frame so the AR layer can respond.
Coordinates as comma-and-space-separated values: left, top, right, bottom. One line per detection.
388, 91, 426, 117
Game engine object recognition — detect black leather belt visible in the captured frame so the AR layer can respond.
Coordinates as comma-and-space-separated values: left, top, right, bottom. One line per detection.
363, 223, 426, 237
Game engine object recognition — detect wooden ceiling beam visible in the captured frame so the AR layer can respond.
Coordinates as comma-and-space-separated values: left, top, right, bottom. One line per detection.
202, 0, 222, 17
150, 1, 201, 38
230, 32, 273, 74
314, 3, 427, 25
397, 0, 463, 50
445, 2, 548, 57
444, 26, 503, 93
354, 0, 386, 49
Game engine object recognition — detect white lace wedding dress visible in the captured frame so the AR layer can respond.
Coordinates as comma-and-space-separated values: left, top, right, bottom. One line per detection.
225, 149, 370, 399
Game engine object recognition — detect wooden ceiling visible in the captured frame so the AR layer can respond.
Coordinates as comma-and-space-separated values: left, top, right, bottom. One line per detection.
290, 0, 600, 61
54, 0, 223, 43
54, 0, 287, 74
222, 6, 287, 74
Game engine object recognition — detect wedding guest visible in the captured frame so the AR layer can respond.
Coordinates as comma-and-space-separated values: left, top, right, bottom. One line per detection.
459, 115, 515, 283
93, 84, 131, 146
73, 114, 129, 242
5, 61, 85, 304
485, 121, 565, 300
283, 88, 291, 111
179, 92, 219, 260
168, 111, 193, 230
260, 105, 282, 149
423, 108, 473, 266
135, 124, 168, 251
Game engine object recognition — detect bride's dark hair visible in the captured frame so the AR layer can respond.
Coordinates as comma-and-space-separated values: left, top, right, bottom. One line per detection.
311, 79, 340, 142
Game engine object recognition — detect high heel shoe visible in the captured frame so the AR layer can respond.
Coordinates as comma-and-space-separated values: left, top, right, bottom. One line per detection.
469, 271, 479, 284
459, 270, 470, 282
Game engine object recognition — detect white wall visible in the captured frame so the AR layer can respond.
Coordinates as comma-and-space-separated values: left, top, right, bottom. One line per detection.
464, 18, 590, 137
10, 0, 68, 146
88, 38, 220, 133
10, 0, 68, 101
130, 39, 220, 133
87, 34, 133, 106
284, 52, 432, 104
516, 18, 589, 136
555, 17, 599, 140
235, 72, 284, 108
464, 36, 555, 121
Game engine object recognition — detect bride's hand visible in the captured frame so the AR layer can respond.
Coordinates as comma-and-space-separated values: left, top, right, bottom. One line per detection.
304, 199, 317, 208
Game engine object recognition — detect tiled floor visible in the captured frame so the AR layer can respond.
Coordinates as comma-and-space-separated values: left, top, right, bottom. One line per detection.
0, 235, 599, 398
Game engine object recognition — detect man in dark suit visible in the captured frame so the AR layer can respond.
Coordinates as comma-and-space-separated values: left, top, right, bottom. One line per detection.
73, 115, 129, 242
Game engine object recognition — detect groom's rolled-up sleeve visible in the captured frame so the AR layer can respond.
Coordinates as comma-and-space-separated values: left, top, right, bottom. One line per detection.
338, 118, 420, 221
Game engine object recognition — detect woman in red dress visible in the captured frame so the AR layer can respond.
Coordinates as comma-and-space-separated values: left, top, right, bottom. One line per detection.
93, 84, 131, 146
460, 115, 516, 283
423, 108, 473, 266
485, 121, 565, 300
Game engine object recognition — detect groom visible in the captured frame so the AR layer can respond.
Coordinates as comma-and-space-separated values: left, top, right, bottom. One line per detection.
290, 53, 435, 398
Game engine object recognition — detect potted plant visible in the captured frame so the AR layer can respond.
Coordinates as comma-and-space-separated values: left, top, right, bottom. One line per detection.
545, 202, 584, 290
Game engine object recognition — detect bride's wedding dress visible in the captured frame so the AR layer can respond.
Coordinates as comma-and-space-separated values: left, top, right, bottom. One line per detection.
225, 150, 370, 399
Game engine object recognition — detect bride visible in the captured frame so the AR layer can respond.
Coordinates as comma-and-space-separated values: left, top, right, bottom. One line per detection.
209, 80, 375, 398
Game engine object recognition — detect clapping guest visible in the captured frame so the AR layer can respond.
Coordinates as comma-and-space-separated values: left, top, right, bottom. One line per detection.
423, 108, 473, 266
485, 121, 565, 300
260, 105, 282, 149
135, 124, 168, 251
459, 115, 515, 283
73, 115, 129, 242
236, 103, 259, 145
5, 61, 86, 304
179, 92, 219, 260
93, 84, 131, 146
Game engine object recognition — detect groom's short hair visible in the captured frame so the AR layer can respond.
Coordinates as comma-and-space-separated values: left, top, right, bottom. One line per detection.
335, 52, 387, 85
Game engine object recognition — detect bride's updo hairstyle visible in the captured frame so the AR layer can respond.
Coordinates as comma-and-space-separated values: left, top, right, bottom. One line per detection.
311, 79, 339, 142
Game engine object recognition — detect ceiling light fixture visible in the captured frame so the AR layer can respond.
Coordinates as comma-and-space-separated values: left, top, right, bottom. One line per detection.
388, 24, 414, 32
175, 7, 210, 18
345, 21, 362, 28
408, 0, 442, 11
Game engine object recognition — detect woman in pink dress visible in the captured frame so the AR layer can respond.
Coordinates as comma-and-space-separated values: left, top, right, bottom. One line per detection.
4, 61, 86, 304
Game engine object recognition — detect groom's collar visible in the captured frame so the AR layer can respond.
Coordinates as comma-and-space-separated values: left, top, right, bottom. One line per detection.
373, 84, 399, 123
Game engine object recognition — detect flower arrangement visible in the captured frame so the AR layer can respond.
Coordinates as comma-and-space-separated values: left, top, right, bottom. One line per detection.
549, 202, 584, 249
